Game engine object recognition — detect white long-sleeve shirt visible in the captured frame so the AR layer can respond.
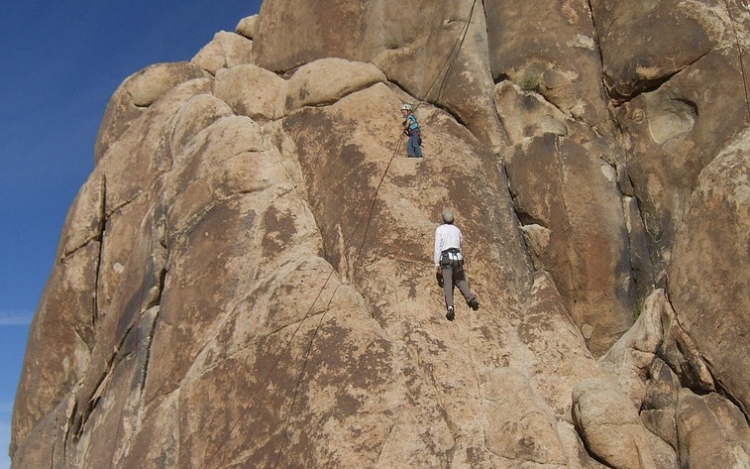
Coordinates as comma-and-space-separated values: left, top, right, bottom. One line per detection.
434, 223, 463, 266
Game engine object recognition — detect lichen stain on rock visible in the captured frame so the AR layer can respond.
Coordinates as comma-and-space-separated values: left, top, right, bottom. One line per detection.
518, 313, 556, 344
307, 323, 392, 390
185, 200, 252, 270
261, 206, 296, 256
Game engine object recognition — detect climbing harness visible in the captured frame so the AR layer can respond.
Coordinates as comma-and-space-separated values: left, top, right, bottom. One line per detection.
440, 248, 464, 267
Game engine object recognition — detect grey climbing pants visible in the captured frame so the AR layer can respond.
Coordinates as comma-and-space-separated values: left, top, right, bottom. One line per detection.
441, 260, 475, 308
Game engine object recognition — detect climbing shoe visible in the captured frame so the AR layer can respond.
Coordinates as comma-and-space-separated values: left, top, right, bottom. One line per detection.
446, 306, 455, 321
468, 298, 479, 311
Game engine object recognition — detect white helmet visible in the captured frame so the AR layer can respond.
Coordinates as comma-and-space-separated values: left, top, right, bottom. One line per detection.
442, 209, 454, 224
401, 103, 413, 111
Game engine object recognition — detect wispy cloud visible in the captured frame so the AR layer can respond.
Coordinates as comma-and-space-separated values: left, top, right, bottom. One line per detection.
1, 401, 13, 469
0, 419, 10, 469
0, 312, 33, 326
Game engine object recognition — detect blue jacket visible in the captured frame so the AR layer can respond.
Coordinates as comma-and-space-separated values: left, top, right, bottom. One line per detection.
405, 114, 419, 131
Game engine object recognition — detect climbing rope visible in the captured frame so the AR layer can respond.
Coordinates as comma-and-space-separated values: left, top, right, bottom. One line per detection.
199, 134, 403, 469
429, 0, 480, 108
270, 281, 344, 468
209, 3, 749, 465
201, 1, 480, 467
361, 0, 480, 248
200, 262, 341, 469
724, 0, 750, 124
271, 0, 481, 461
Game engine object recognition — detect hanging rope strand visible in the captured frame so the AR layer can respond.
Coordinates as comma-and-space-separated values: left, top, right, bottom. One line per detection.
202, 1, 480, 466
199, 262, 339, 469
725, 0, 750, 123
415, 0, 480, 113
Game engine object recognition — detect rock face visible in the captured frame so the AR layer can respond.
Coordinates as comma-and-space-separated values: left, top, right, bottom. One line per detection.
10, 1, 750, 468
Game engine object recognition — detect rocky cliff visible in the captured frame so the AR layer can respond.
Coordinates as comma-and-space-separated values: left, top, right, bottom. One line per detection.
10, 1, 750, 468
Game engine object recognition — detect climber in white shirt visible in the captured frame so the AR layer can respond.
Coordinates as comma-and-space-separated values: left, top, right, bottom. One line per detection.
434, 209, 479, 321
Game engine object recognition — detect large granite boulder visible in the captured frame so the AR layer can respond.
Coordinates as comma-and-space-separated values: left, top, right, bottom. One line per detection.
10, 1, 750, 468
669, 128, 750, 414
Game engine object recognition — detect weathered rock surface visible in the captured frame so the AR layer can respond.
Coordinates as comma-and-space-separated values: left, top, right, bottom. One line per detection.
254, 0, 508, 153
572, 378, 657, 469
283, 58, 387, 113
93, 62, 208, 163
191, 30, 254, 75
486, 0, 615, 138
213, 64, 285, 121
599, 289, 667, 408
669, 128, 750, 414
11, 0, 750, 468
505, 126, 635, 356
676, 389, 750, 469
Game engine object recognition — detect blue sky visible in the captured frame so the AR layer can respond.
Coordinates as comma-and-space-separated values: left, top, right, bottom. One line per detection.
1, 1, 262, 466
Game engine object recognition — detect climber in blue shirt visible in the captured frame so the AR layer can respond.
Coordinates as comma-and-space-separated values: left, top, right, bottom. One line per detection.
400, 103, 422, 158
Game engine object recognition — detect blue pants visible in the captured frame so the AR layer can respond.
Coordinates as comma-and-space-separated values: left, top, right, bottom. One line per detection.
407, 131, 422, 158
